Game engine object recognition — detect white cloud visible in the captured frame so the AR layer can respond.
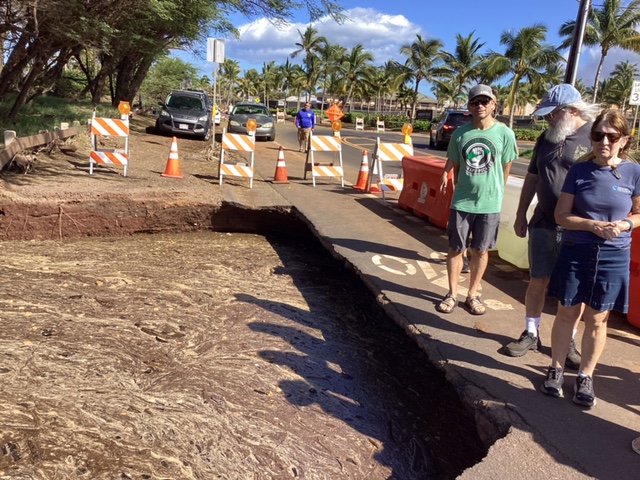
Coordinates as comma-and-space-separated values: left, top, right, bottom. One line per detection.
224, 7, 422, 71
577, 46, 640, 86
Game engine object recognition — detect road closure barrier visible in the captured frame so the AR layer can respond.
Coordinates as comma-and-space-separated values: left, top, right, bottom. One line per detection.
218, 129, 255, 188
376, 119, 385, 133
397, 156, 453, 229
276, 110, 285, 123
89, 113, 129, 176
369, 138, 413, 199
355, 117, 364, 131
628, 228, 640, 328
303, 133, 344, 187
496, 177, 539, 269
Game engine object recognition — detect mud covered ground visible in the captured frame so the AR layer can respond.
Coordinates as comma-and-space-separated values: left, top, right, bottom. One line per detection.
0, 231, 485, 479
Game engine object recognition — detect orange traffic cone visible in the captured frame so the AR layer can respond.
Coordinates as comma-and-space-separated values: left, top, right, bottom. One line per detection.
161, 137, 183, 178
352, 150, 369, 191
273, 147, 289, 184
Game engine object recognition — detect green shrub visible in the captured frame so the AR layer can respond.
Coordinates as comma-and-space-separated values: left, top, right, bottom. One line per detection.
513, 128, 542, 141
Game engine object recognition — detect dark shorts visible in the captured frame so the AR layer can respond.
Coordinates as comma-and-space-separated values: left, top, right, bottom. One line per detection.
548, 241, 630, 313
447, 209, 500, 253
528, 227, 561, 278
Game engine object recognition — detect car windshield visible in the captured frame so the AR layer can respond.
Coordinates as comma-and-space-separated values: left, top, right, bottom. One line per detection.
232, 106, 269, 115
167, 95, 205, 110
446, 113, 472, 126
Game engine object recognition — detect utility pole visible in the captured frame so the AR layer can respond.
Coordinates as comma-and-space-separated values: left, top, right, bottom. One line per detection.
564, 0, 591, 86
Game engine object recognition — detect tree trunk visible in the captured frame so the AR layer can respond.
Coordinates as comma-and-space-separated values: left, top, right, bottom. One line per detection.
8, 58, 45, 120
591, 51, 607, 103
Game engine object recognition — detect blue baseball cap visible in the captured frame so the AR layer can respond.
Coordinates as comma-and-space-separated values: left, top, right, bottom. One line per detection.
533, 84, 582, 117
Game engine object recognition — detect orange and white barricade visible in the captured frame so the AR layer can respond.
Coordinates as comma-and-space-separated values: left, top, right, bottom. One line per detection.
376, 119, 385, 133
219, 129, 255, 188
89, 112, 129, 176
369, 138, 413, 199
355, 117, 365, 131
304, 133, 344, 187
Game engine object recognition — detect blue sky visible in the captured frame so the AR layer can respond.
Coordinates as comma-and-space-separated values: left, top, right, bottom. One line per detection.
177, 0, 640, 95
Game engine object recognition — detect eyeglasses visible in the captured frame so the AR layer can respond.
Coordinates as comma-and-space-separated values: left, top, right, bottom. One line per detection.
590, 131, 623, 143
544, 107, 567, 120
469, 98, 492, 107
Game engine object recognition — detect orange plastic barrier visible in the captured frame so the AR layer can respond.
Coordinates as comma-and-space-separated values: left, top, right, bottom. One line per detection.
628, 228, 640, 328
398, 155, 453, 229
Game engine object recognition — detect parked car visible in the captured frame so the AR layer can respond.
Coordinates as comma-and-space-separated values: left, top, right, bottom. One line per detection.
155, 90, 212, 140
227, 103, 276, 141
429, 110, 472, 150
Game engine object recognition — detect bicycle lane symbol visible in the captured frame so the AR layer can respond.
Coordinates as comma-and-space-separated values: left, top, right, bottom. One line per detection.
370, 253, 514, 311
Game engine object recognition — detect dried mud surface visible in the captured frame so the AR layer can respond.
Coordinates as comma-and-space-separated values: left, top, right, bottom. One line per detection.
0, 232, 485, 479
0, 116, 486, 479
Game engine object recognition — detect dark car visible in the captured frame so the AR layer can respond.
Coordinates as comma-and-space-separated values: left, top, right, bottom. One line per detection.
228, 103, 276, 141
155, 90, 212, 140
429, 110, 472, 150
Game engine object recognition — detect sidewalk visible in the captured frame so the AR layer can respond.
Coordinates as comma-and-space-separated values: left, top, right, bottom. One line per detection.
245, 127, 640, 479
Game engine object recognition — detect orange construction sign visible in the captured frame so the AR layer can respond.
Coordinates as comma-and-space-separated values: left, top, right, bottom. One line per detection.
325, 103, 344, 122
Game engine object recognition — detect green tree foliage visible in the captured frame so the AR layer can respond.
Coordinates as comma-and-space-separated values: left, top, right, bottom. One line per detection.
138, 56, 199, 105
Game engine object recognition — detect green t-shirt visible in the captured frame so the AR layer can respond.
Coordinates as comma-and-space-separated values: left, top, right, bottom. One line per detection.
447, 121, 518, 214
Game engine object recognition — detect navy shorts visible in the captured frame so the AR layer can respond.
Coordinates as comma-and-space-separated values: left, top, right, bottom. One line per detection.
447, 209, 500, 253
548, 241, 630, 313
528, 227, 561, 278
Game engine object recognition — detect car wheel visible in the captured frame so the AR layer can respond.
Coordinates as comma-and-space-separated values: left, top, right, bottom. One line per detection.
201, 128, 211, 141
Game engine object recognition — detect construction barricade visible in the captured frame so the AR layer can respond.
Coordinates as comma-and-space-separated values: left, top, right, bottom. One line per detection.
276, 110, 285, 123
303, 133, 344, 187
369, 138, 413, 199
628, 228, 640, 328
397, 156, 453, 229
218, 129, 255, 188
496, 177, 539, 269
89, 112, 129, 176
376, 119, 385, 133
355, 117, 365, 131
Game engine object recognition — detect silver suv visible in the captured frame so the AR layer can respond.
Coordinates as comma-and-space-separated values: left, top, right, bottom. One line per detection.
155, 90, 212, 141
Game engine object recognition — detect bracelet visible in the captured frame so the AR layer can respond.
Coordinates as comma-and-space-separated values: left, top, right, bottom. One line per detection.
621, 218, 634, 232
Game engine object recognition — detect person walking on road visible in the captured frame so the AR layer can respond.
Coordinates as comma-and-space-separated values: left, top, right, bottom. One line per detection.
436, 84, 518, 315
295, 102, 315, 152
539, 109, 640, 407
504, 84, 600, 368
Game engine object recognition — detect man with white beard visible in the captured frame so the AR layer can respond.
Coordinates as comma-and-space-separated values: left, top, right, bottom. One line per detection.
504, 84, 601, 365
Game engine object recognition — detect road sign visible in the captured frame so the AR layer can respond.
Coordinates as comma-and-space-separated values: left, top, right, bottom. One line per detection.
630, 80, 640, 105
207, 39, 225, 63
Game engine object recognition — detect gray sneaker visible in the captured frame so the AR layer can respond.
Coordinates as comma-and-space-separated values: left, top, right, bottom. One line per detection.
505, 330, 542, 357
540, 367, 564, 397
573, 375, 596, 407
565, 338, 581, 370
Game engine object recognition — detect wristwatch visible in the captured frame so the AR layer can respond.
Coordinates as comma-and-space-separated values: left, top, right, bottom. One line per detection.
621, 218, 634, 232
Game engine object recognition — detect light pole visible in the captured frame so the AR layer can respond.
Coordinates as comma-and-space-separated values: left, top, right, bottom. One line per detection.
564, 0, 591, 86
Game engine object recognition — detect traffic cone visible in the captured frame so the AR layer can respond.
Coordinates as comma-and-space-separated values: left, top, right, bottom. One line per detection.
161, 137, 183, 178
273, 147, 289, 184
352, 150, 369, 191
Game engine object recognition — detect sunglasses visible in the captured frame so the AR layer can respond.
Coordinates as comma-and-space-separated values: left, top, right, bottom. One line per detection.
590, 131, 623, 143
469, 98, 492, 107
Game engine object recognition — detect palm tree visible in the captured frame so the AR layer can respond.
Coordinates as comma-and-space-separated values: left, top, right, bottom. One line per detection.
219, 59, 240, 108
317, 43, 346, 116
601, 60, 638, 109
559, 0, 640, 102
484, 24, 564, 127
399, 34, 444, 122
438, 32, 486, 107
340, 44, 374, 112
290, 26, 327, 71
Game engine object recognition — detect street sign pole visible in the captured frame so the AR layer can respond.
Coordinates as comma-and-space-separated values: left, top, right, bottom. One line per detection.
630, 80, 640, 149
207, 38, 226, 112
564, 0, 591, 86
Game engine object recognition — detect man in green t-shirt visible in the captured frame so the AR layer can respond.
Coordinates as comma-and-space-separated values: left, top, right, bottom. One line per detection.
436, 84, 518, 315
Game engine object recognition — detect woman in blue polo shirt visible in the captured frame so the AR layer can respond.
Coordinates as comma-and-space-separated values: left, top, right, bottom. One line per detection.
539, 109, 640, 408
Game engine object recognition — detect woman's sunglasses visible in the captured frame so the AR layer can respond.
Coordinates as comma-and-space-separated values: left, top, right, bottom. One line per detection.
591, 131, 623, 143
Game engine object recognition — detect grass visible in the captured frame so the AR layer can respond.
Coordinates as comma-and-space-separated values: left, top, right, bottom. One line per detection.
0, 95, 120, 139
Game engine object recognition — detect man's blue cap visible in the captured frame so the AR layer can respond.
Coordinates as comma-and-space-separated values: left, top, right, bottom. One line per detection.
533, 84, 582, 117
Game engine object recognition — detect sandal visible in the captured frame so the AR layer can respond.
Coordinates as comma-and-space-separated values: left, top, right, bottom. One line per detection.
465, 295, 486, 315
436, 294, 457, 314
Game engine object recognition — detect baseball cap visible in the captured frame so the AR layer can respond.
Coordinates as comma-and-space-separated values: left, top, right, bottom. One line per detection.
532, 84, 582, 117
468, 84, 496, 101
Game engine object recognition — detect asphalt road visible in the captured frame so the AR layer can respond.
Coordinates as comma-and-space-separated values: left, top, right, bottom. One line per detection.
273, 120, 531, 183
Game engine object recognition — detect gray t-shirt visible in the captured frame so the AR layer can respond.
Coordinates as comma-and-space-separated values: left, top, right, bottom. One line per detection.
527, 122, 592, 229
